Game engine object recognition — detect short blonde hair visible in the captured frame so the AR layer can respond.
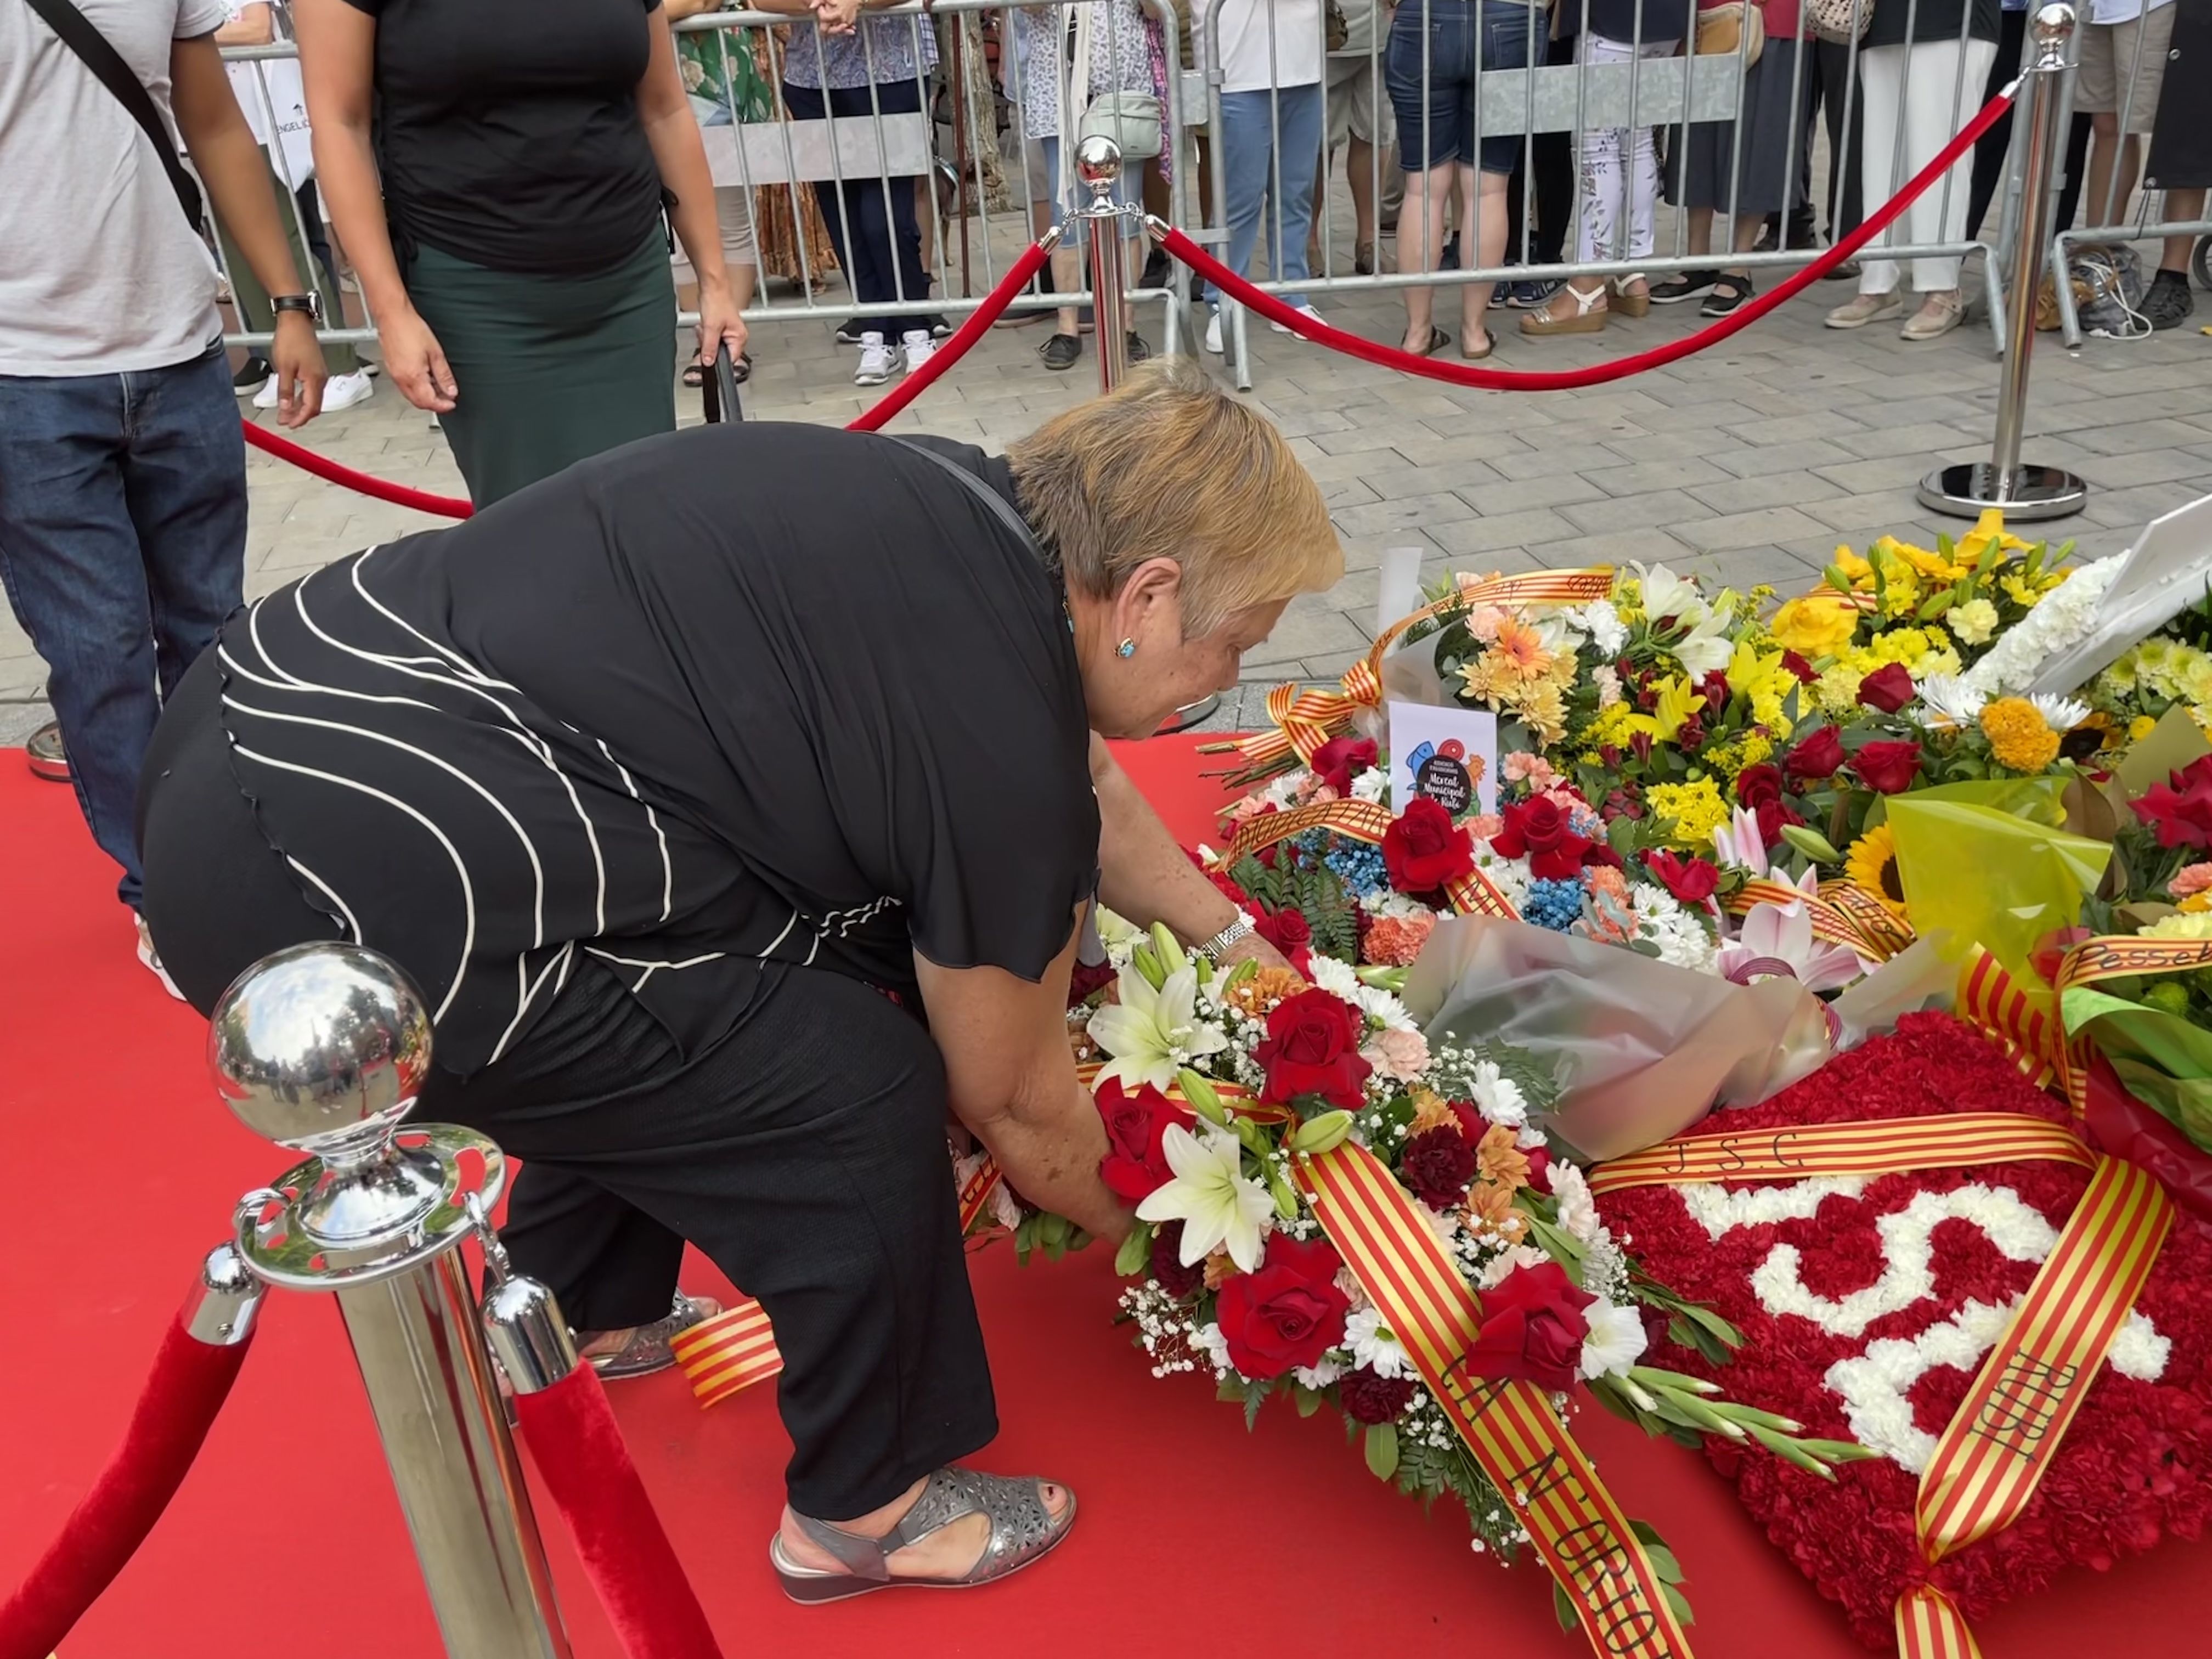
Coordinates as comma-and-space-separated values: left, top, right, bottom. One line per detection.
1007, 359, 1342, 637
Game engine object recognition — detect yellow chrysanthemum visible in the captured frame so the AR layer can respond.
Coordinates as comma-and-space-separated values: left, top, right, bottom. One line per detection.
1946, 597, 2000, 646
1978, 696, 2061, 774
2145, 912, 2212, 941
1769, 591, 1861, 658
1646, 779, 1730, 850
2131, 714, 2161, 743
1844, 824, 1907, 917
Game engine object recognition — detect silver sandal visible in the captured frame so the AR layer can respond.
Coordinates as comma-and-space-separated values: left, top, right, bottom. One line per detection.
769, 1466, 1077, 1602
577, 1291, 715, 1381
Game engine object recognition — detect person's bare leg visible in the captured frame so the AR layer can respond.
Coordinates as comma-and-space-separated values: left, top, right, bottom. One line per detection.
2162, 189, 2207, 272
1398, 166, 1448, 350
777, 1475, 1074, 1581
1685, 205, 1716, 258
1727, 208, 1759, 280
1348, 133, 1378, 249
1051, 244, 1083, 337
1463, 164, 1508, 349
2083, 114, 2142, 229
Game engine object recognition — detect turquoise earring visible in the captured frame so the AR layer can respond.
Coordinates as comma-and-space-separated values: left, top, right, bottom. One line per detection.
1116, 638, 1136, 658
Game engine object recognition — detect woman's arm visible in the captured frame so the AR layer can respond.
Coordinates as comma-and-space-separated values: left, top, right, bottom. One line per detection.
170, 35, 327, 425
292, 0, 457, 411
1091, 735, 1287, 968
214, 2, 274, 46
639, 7, 746, 364
915, 924, 1130, 1242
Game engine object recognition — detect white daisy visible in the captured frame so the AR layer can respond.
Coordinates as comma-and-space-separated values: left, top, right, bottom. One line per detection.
1344, 1306, 1414, 1379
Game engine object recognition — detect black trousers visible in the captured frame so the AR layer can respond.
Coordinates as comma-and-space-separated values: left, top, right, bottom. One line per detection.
782, 77, 945, 337
1965, 9, 2092, 244
1504, 32, 1577, 268
138, 653, 996, 1519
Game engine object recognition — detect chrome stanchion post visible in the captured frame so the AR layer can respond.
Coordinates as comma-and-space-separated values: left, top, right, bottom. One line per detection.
1918, 3, 2089, 522
215, 944, 570, 1659
1074, 134, 1133, 394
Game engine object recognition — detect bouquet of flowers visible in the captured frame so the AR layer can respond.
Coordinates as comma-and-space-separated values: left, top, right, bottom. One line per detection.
1064, 921, 1871, 1622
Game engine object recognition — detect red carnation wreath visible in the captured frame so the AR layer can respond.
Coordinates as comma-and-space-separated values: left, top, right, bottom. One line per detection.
1597, 1012, 2212, 1648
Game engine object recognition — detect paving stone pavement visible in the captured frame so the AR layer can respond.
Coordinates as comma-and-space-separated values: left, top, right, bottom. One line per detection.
5, 233, 2210, 746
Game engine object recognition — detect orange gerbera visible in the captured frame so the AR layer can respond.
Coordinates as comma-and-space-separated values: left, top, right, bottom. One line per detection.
1487, 617, 1555, 682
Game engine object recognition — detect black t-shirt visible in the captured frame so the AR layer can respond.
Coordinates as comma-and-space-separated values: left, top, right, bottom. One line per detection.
341, 0, 667, 275
212, 424, 1101, 1073
1863, 0, 1999, 50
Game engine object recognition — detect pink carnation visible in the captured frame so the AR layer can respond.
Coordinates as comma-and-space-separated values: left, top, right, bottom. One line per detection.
1463, 604, 1507, 644
2171, 862, 2212, 899
1361, 1026, 1431, 1082
1587, 866, 1629, 903
1466, 812, 1504, 843
1502, 751, 1561, 790
1362, 912, 1436, 966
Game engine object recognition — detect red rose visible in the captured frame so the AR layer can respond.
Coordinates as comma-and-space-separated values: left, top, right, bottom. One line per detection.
1754, 797, 1804, 847
1856, 662, 1916, 714
1215, 1233, 1350, 1379
1462, 1260, 1595, 1392
1252, 905, 1314, 977
1853, 739, 1923, 795
1785, 726, 1846, 781
1311, 736, 1378, 795
1780, 650, 1819, 684
1093, 1077, 1195, 1201
2134, 755, 2212, 850
1522, 1144, 1553, 1192
1381, 795, 1475, 893
1401, 1124, 1478, 1208
1148, 1220, 1206, 1299
1338, 1367, 1418, 1425
1255, 988, 1372, 1108
1488, 797, 1592, 881
1735, 763, 1784, 814
1644, 848, 1719, 904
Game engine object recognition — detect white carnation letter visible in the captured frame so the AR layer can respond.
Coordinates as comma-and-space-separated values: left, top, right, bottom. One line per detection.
1684, 1177, 2171, 1473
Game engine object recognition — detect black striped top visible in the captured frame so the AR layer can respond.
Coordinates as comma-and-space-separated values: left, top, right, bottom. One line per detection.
215, 424, 1099, 1073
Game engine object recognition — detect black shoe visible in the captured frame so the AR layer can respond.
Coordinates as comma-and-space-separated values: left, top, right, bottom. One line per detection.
1126, 331, 1152, 363
234, 355, 271, 397
1139, 247, 1171, 290
26, 719, 68, 782
1039, 331, 1082, 370
1650, 269, 1720, 304
924, 315, 954, 339
1821, 258, 1863, 282
834, 318, 867, 345
1700, 273, 1754, 317
2144, 270, 2196, 331
1440, 233, 1462, 272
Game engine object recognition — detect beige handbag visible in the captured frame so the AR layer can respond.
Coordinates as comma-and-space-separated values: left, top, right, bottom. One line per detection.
1693, 1, 1767, 66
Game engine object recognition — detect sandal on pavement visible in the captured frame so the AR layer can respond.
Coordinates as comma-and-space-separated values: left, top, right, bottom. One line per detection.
1607, 276, 1651, 319
1460, 328, 1495, 361
1402, 325, 1451, 357
1650, 269, 1720, 304
770, 1467, 1077, 1602
578, 1291, 719, 1380
1700, 273, 1754, 317
1520, 283, 1607, 336
681, 352, 706, 389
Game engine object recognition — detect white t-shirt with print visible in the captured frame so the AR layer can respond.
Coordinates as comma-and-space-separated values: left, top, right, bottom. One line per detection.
1198, 0, 1325, 94
0, 0, 229, 376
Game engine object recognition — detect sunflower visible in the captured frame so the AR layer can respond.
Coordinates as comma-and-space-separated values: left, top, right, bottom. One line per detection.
1844, 823, 1907, 917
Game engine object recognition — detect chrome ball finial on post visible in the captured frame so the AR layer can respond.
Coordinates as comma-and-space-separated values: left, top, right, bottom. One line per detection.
1074, 132, 1122, 199
210, 940, 431, 1161
2029, 1, 2074, 56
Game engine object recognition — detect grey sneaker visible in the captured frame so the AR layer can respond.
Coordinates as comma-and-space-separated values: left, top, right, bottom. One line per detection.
26, 719, 68, 782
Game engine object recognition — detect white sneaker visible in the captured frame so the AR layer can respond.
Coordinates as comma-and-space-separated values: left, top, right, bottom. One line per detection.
252, 375, 280, 409
321, 368, 375, 411
899, 329, 936, 375
1270, 303, 1325, 335
854, 331, 896, 386
1204, 306, 1223, 356
135, 915, 185, 1002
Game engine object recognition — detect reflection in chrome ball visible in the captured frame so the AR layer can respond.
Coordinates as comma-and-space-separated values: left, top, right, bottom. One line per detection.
208, 943, 432, 1156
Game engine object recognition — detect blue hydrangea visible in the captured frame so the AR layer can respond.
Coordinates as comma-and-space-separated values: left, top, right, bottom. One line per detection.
1323, 842, 1387, 896
1522, 877, 1585, 933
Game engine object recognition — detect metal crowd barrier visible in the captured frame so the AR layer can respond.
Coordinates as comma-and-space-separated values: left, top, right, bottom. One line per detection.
212, 2, 2205, 377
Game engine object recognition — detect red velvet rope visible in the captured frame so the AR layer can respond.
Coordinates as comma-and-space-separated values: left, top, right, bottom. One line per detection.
1160, 83, 2018, 393
512, 1365, 724, 1659
0, 1311, 253, 1659
240, 236, 1056, 516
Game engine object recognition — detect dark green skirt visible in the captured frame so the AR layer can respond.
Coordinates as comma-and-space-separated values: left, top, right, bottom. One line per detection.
407, 233, 677, 506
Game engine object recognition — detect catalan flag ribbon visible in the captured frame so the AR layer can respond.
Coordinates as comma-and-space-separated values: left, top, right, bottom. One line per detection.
1592, 1058, 2176, 1659
1300, 1142, 1693, 1659
670, 1299, 783, 1408
1725, 878, 1912, 964
1212, 799, 1521, 924
1224, 568, 1616, 772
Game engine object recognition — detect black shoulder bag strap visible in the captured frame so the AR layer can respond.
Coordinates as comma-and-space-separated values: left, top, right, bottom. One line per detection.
889, 437, 1051, 569
25, 0, 208, 233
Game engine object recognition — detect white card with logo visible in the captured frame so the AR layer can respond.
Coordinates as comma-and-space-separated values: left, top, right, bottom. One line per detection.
1386, 701, 1498, 818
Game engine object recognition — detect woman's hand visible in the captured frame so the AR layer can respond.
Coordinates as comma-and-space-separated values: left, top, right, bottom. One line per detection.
378, 306, 458, 413
810, 0, 860, 34
267, 311, 329, 428
1218, 929, 1294, 977
695, 281, 749, 371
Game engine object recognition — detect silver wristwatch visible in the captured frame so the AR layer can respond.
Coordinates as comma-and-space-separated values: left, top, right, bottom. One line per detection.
1195, 912, 1257, 966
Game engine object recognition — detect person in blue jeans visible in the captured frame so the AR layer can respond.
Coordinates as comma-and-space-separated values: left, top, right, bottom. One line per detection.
1385, 0, 1541, 359
0, 0, 329, 989
1201, 0, 1328, 353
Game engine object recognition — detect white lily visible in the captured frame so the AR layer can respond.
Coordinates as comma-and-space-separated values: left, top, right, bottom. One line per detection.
1669, 606, 1737, 676
1135, 1124, 1276, 1271
1579, 1299, 1651, 1380
1717, 871, 1867, 995
1710, 804, 1771, 876
1086, 962, 1230, 1093
1633, 562, 1705, 628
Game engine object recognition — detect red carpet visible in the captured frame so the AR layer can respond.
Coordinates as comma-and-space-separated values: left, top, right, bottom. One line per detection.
1, 736, 2197, 1658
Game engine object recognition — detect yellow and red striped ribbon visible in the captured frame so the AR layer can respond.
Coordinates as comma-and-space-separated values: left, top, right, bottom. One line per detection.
1212, 798, 1521, 923
1955, 949, 2061, 1088
1723, 877, 1908, 964
670, 1298, 783, 1407
1894, 1587, 1982, 1659
1229, 568, 1616, 769
1301, 1142, 1692, 1659
1585, 1113, 2094, 1198
2048, 934, 2212, 1113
